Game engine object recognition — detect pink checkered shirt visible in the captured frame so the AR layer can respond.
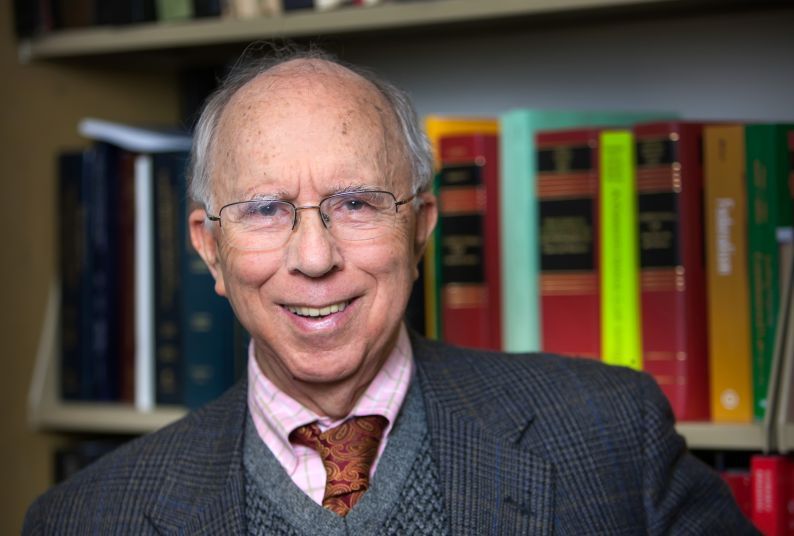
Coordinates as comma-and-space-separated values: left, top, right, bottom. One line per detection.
247, 324, 414, 505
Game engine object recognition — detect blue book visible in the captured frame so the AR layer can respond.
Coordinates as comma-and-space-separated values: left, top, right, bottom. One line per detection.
152, 152, 188, 405
178, 168, 236, 410
58, 152, 91, 401
86, 142, 122, 401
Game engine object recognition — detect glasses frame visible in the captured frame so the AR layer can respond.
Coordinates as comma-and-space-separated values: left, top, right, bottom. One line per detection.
206, 190, 416, 245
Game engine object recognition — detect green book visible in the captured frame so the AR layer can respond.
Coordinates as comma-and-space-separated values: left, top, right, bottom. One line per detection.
156, 0, 194, 20
746, 123, 794, 419
498, 109, 674, 352
599, 130, 642, 370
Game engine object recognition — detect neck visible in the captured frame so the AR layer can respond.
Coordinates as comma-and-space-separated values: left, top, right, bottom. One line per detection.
253, 343, 395, 420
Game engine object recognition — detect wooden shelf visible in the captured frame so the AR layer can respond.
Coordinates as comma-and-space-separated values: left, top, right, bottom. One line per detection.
17, 0, 747, 61
27, 280, 187, 435
32, 403, 186, 435
677, 422, 766, 451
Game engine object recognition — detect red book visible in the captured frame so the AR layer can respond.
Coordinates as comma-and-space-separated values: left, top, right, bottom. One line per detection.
633, 122, 710, 421
438, 134, 501, 350
722, 470, 753, 522
536, 128, 601, 359
751, 455, 791, 535
117, 151, 136, 403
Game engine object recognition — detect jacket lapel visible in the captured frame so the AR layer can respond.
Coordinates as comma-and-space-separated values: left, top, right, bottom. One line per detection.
145, 382, 248, 535
414, 336, 555, 535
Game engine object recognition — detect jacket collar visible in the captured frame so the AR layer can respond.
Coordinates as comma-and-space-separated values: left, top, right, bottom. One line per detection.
144, 335, 555, 535
412, 334, 555, 535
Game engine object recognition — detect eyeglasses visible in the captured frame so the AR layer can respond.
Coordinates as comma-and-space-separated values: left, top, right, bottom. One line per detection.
207, 190, 416, 251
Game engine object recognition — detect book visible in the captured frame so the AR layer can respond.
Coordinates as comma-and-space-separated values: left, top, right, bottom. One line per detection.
722, 470, 753, 522
58, 152, 91, 401
85, 142, 123, 401
499, 109, 674, 353
283, 0, 313, 10
423, 116, 499, 341
181, 209, 237, 410
438, 133, 501, 350
117, 151, 137, 403
746, 124, 794, 420
155, 0, 194, 20
704, 125, 753, 423
134, 155, 156, 411
78, 118, 193, 410
193, 0, 223, 17
599, 130, 642, 370
153, 153, 187, 405
536, 127, 601, 359
633, 121, 710, 421
751, 455, 791, 535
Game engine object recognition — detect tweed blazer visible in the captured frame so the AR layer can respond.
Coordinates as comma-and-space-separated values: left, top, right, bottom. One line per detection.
24, 336, 758, 535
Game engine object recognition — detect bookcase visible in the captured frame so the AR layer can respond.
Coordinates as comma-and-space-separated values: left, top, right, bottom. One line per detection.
14, 0, 794, 485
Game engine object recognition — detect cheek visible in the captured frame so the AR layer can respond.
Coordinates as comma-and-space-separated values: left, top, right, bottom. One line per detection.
220, 248, 282, 288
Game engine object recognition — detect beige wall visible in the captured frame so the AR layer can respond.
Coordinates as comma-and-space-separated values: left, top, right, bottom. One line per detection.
0, 5, 180, 531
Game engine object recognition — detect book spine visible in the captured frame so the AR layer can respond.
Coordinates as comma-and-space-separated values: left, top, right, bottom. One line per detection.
499, 111, 541, 353
536, 129, 600, 359
134, 155, 155, 411
721, 470, 753, 523
751, 455, 790, 535
423, 116, 500, 342
117, 151, 137, 403
634, 122, 709, 421
86, 143, 121, 400
182, 195, 236, 410
438, 134, 501, 350
599, 130, 642, 370
153, 153, 186, 405
155, 0, 194, 20
58, 152, 89, 401
193, 0, 222, 17
704, 125, 753, 422
746, 124, 794, 419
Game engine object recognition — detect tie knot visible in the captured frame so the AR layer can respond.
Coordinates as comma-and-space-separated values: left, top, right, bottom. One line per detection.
289, 415, 388, 516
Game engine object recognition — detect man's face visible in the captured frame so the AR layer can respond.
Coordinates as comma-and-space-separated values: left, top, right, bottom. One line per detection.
190, 62, 436, 406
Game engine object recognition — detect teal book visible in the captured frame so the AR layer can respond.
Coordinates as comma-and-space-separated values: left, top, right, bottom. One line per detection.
746, 123, 794, 419
498, 109, 675, 352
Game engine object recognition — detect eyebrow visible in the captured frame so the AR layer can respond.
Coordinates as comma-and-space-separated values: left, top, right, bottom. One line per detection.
332, 183, 384, 194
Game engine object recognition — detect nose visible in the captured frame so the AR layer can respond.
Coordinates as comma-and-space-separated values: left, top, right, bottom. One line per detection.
285, 207, 343, 278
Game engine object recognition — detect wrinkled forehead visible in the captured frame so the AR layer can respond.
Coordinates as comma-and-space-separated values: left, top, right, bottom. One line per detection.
210, 59, 410, 194
219, 60, 401, 151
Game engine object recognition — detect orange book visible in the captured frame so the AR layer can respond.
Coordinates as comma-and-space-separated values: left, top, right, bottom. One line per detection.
704, 125, 753, 422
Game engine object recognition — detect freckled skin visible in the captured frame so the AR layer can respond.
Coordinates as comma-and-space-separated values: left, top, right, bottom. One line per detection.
189, 60, 437, 418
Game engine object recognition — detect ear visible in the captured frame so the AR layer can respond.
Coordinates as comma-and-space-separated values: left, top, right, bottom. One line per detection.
412, 191, 438, 268
188, 207, 227, 297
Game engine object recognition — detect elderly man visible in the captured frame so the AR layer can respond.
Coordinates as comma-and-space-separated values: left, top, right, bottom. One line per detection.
25, 49, 756, 535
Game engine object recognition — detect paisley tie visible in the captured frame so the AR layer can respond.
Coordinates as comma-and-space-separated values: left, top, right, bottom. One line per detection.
289, 415, 388, 516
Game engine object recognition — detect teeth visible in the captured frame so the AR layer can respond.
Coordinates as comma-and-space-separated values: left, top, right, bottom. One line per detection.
286, 301, 348, 318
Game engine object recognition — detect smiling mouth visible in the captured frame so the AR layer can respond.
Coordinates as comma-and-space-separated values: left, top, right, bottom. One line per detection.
284, 300, 350, 318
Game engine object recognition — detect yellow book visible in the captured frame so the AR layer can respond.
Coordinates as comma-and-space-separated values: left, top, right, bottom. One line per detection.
599, 130, 642, 370
422, 116, 499, 339
704, 125, 753, 422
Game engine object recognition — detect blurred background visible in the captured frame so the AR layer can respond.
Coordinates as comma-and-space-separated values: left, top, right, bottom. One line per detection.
2, 0, 793, 532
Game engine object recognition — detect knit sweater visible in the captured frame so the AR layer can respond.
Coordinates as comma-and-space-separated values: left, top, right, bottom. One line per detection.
243, 379, 449, 535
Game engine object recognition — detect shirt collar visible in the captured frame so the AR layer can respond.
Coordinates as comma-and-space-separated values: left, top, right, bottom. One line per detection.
247, 324, 414, 461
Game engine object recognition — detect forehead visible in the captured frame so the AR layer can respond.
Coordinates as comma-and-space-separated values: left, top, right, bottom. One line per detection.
211, 60, 410, 199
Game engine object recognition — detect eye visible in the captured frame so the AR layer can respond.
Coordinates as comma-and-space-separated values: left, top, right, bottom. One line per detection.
233, 200, 293, 228
341, 197, 370, 211
251, 201, 282, 217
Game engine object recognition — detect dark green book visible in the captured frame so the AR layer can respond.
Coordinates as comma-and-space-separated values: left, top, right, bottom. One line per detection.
746, 123, 794, 419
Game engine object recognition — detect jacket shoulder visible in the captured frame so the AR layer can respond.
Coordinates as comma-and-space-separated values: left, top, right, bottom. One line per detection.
23, 382, 247, 535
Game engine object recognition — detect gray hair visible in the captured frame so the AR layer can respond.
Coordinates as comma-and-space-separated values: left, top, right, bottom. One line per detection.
188, 45, 433, 212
